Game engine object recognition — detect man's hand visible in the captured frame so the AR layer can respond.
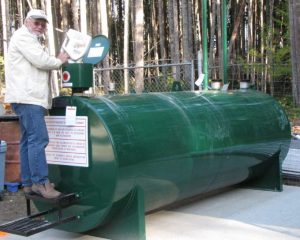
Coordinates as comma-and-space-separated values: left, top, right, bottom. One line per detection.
57, 52, 70, 64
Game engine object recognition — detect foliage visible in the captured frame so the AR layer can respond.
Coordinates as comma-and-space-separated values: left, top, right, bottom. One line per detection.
277, 96, 300, 122
1, 0, 297, 100
237, 0, 292, 93
59, 88, 72, 96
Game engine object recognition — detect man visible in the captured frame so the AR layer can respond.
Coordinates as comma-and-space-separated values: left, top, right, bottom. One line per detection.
4, 9, 69, 198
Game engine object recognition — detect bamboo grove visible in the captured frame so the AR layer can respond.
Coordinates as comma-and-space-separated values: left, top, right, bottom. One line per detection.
0, 0, 295, 100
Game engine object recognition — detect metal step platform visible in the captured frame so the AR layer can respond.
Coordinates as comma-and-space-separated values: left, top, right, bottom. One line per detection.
0, 192, 79, 236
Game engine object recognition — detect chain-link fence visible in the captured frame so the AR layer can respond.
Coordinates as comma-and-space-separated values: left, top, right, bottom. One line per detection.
0, 58, 292, 98
208, 63, 292, 97
93, 62, 194, 94
93, 61, 292, 97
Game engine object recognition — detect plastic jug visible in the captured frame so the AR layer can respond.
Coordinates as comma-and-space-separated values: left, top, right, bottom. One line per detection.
61, 29, 92, 61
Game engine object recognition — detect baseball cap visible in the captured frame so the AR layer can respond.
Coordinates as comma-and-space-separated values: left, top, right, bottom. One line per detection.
26, 9, 48, 22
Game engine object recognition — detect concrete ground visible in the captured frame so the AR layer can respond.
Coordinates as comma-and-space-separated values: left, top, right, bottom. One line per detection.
146, 185, 300, 240
283, 139, 300, 179
0, 185, 299, 240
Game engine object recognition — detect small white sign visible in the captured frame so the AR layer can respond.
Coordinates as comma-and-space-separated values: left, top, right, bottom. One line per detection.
65, 106, 77, 126
45, 116, 89, 167
62, 82, 73, 87
87, 46, 104, 58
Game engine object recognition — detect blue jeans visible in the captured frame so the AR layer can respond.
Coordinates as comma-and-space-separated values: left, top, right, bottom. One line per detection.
11, 103, 49, 186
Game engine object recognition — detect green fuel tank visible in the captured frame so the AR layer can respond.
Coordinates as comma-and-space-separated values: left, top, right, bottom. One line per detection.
39, 90, 290, 239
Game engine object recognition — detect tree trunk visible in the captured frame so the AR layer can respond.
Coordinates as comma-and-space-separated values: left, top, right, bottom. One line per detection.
71, 0, 79, 31
187, 0, 194, 58
247, 0, 253, 82
1, 0, 8, 59
62, 0, 69, 32
267, 0, 274, 96
90, 1, 98, 36
80, 0, 87, 34
228, 0, 246, 56
31, 0, 37, 8
17, 0, 24, 27
182, 0, 192, 84
194, 0, 201, 48
209, 0, 217, 79
260, 0, 266, 92
252, 0, 258, 85
45, 1, 56, 56
100, 0, 110, 94
289, 0, 300, 106
217, 0, 222, 80
168, 0, 180, 81
134, 0, 144, 93
158, 0, 166, 61
150, 0, 159, 76
158, 0, 167, 90
173, 0, 180, 64
182, 0, 190, 62
45, 0, 59, 98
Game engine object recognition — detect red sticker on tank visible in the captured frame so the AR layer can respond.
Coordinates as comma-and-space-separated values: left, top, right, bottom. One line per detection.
62, 71, 70, 82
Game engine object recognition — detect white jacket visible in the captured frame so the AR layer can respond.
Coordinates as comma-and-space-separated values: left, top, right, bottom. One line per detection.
5, 26, 62, 109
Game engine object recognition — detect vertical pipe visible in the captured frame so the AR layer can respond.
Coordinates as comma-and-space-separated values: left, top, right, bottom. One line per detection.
202, 0, 208, 90
124, 0, 130, 94
222, 0, 228, 84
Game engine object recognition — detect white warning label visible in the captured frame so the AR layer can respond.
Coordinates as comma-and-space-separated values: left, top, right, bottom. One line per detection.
45, 116, 89, 167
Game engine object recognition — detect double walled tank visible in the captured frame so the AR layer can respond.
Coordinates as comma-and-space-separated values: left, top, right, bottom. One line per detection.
37, 90, 290, 237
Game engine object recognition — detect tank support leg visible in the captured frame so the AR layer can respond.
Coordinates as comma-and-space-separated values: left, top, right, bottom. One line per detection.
242, 149, 282, 191
87, 185, 146, 240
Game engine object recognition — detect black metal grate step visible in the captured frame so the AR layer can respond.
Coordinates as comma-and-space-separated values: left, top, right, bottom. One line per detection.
0, 192, 79, 236
25, 193, 79, 216
25, 192, 78, 206
0, 212, 78, 236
